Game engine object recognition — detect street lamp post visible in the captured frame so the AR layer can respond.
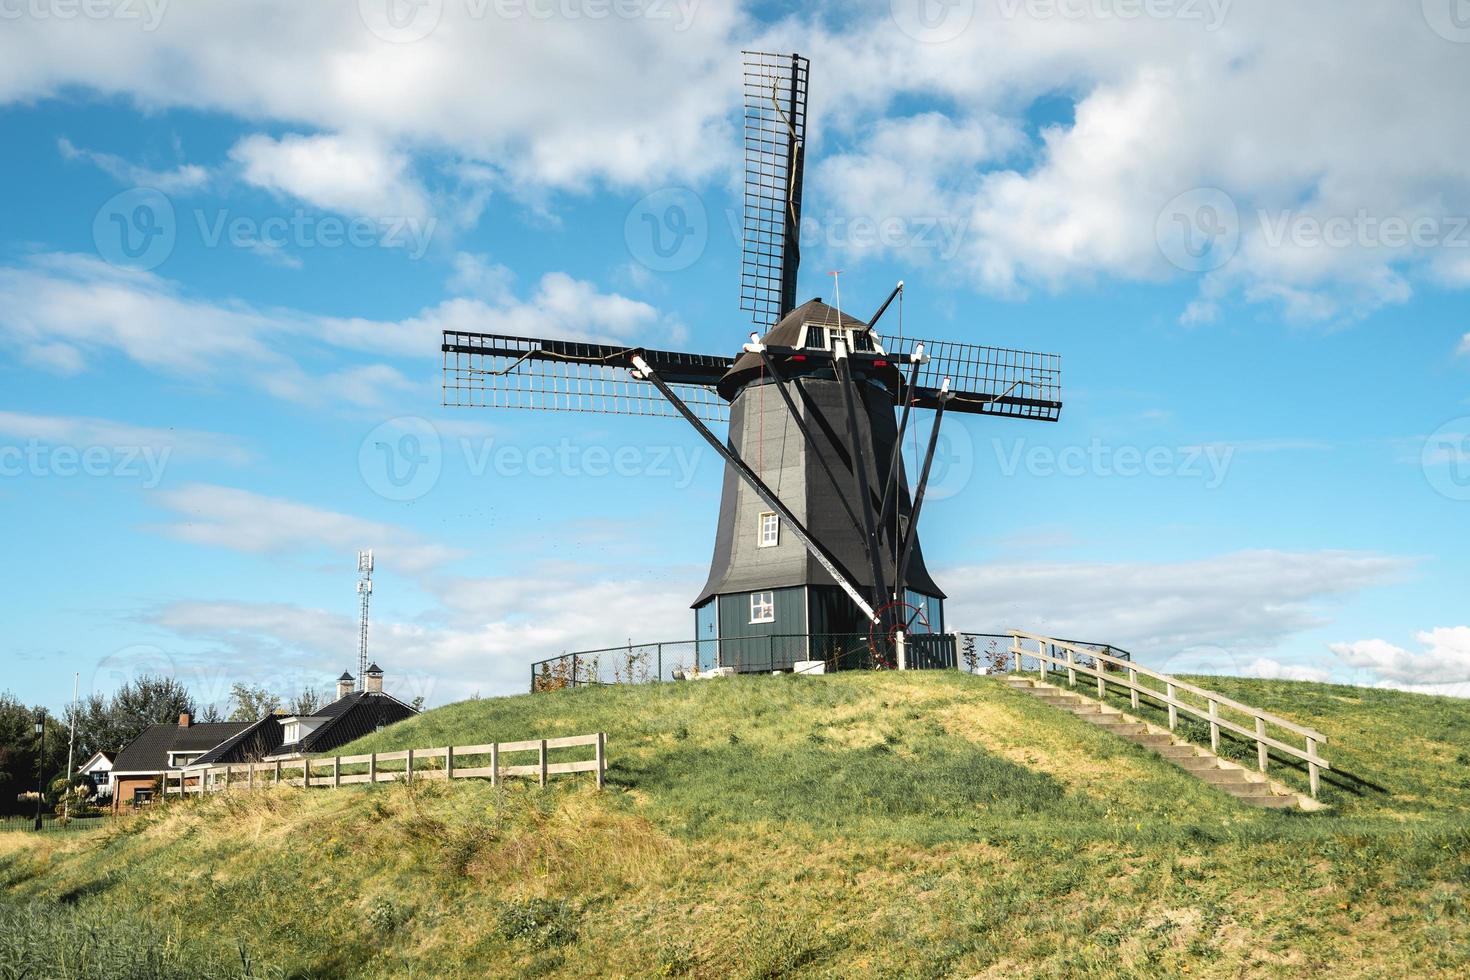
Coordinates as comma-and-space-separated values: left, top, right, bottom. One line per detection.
33, 710, 45, 832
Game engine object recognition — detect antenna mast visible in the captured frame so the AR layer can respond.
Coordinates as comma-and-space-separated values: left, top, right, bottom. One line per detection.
356, 550, 373, 691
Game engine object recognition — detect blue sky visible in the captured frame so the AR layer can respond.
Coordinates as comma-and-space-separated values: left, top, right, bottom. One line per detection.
3, 0, 1469, 713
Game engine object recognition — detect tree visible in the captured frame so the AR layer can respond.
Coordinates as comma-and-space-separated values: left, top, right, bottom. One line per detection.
286, 688, 323, 717
63, 675, 195, 760
227, 683, 280, 721
0, 693, 69, 816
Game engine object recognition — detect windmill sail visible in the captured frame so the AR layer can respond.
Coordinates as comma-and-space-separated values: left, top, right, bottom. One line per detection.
740, 50, 809, 331
882, 336, 1063, 421
442, 330, 732, 423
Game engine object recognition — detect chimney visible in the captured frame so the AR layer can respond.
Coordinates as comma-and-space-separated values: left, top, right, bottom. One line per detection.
365, 663, 384, 694
337, 671, 355, 700
178, 713, 191, 728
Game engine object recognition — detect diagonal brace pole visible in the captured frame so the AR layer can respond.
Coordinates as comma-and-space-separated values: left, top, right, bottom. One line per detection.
631, 355, 877, 622
895, 381, 954, 600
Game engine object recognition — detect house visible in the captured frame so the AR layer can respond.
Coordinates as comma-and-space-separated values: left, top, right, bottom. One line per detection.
185, 664, 418, 770
108, 714, 255, 811
76, 750, 115, 802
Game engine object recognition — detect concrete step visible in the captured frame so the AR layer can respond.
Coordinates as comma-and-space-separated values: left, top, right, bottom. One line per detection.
1155, 744, 1203, 759
1235, 793, 1301, 809
1172, 755, 1223, 772
1197, 768, 1261, 786
1125, 733, 1177, 748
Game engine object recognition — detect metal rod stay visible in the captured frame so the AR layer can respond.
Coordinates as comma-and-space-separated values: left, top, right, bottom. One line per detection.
756, 349, 865, 538
895, 380, 954, 598
877, 353, 924, 541
631, 355, 877, 621
832, 341, 888, 625
866, 280, 903, 331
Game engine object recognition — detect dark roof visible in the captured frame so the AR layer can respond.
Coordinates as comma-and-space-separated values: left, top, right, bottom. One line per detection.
365, 662, 382, 674
111, 721, 254, 773
272, 690, 417, 757
189, 715, 286, 767
338, 671, 354, 682
718, 298, 891, 400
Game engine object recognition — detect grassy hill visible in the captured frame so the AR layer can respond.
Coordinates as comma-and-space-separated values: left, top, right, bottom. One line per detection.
3, 671, 1469, 978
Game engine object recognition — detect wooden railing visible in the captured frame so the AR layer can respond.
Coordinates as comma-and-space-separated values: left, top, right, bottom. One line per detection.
1009, 631, 1330, 797
162, 733, 606, 797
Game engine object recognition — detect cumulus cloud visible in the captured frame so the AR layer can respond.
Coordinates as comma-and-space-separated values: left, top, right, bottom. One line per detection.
1330, 627, 1470, 690
150, 483, 464, 574
58, 137, 209, 193
0, 252, 673, 407
229, 132, 432, 222
941, 549, 1409, 668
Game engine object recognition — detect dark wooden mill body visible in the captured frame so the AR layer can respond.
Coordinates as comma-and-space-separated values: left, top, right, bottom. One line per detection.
442, 52, 1063, 672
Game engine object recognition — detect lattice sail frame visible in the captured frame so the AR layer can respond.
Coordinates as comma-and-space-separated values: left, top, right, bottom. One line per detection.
442, 331, 731, 423
740, 50, 809, 331
883, 336, 1063, 421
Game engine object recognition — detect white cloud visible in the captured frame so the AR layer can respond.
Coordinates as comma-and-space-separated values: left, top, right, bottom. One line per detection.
1330, 627, 1470, 689
942, 549, 1409, 668
150, 483, 464, 575
0, 2, 742, 193
1240, 657, 1332, 684
0, 411, 252, 465
0, 252, 672, 408
229, 132, 431, 222
58, 137, 209, 193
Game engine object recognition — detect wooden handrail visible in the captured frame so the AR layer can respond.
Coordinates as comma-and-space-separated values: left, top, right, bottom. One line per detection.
1011, 630, 1326, 742
1010, 631, 1329, 797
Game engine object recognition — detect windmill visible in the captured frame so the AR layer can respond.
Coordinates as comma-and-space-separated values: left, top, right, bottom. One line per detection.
442, 51, 1062, 672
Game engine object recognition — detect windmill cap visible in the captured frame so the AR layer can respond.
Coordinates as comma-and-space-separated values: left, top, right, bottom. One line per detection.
718, 298, 894, 401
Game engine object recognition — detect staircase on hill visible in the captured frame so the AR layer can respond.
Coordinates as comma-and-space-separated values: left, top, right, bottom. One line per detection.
1003, 632, 1330, 812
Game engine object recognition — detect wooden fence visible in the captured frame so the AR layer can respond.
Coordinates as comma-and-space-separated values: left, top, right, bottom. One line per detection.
1009, 631, 1331, 797
162, 733, 606, 797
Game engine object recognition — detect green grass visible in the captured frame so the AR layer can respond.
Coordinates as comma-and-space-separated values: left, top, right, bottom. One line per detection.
3, 671, 1470, 978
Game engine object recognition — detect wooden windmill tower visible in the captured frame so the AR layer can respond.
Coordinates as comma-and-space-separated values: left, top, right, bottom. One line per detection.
442, 51, 1062, 672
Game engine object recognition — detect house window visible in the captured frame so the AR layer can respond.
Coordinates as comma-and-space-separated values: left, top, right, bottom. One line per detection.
750, 591, 775, 624
805, 326, 826, 349
757, 511, 779, 548
852, 330, 873, 352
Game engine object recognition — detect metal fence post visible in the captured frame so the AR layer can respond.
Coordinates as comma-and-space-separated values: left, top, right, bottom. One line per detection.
657, 643, 663, 682
572, 653, 580, 687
